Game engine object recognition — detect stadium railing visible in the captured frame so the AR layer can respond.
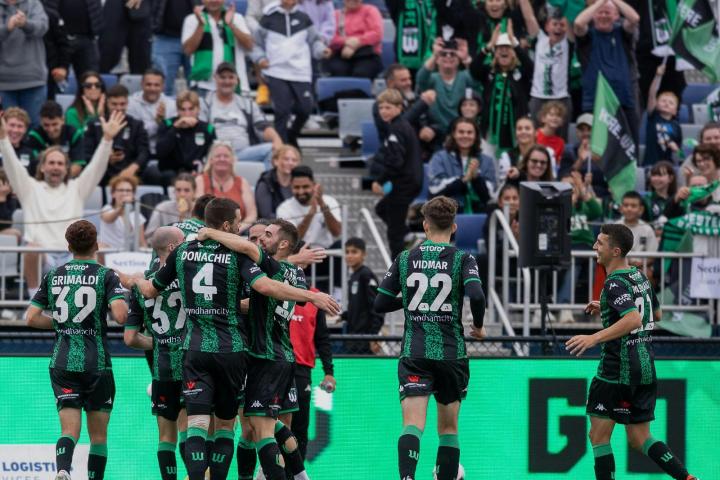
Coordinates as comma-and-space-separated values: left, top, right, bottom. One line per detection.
486, 209, 718, 336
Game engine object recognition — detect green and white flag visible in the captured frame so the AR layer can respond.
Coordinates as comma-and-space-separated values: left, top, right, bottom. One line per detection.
590, 73, 638, 205
670, 0, 720, 81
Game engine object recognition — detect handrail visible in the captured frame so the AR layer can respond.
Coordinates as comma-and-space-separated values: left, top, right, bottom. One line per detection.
487, 208, 532, 335
360, 207, 392, 268
488, 288, 525, 357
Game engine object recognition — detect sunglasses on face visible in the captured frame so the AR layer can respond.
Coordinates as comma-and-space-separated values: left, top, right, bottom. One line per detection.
83, 82, 102, 89
439, 51, 457, 58
529, 159, 548, 166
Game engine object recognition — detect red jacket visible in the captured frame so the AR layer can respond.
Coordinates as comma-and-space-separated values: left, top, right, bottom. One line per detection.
290, 288, 334, 374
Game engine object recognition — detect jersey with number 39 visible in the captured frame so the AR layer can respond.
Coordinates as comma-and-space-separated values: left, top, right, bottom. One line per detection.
152, 239, 266, 354
247, 248, 307, 362
127, 266, 186, 381
598, 267, 659, 385
378, 240, 482, 360
31, 259, 125, 372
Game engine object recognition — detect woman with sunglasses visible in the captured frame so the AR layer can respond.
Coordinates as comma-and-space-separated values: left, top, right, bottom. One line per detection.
505, 144, 554, 185
65, 71, 105, 132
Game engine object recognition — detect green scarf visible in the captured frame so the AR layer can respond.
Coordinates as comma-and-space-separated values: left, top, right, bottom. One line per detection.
661, 210, 720, 271
681, 180, 720, 210
396, 0, 436, 70
463, 157, 481, 214
190, 11, 235, 82
487, 72, 515, 151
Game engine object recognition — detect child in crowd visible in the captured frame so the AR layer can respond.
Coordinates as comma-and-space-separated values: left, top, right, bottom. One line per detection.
644, 161, 677, 228
535, 100, 566, 168
616, 191, 658, 270
341, 238, 383, 354
644, 63, 682, 166
99, 175, 147, 250
371, 88, 423, 259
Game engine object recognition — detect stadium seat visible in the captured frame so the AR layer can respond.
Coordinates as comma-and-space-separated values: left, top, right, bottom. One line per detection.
381, 41, 396, 71
412, 164, 431, 205
383, 18, 395, 42
0, 235, 18, 279
454, 214, 487, 255
693, 103, 710, 125
56, 94, 74, 112
101, 74, 118, 89
65, 72, 78, 95
315, 77, 372, 104
234, 161, 266, 187
682, 83, 715, 107
120, 74, 143, 94
681, 123, 703, 143
361, 121, 379, 159
11, 209, 23, 236
679, 104, 691, 123
338, 98, 375, 140
635, 166, 647, 192
85, 186, 104, 211
234, 0, 248, 14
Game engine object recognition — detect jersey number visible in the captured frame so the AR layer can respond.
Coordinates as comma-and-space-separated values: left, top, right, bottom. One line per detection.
631, 294, 654, 334
406, 272, 452, 312
192, 264, 217, 300
51, 286, 97, 324
144, 292, 187, 334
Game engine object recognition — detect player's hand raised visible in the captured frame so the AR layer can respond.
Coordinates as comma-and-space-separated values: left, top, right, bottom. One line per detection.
565, 334, 598, 356
310, 291, 340, 316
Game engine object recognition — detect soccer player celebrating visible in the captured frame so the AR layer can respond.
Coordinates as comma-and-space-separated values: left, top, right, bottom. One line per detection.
122, 198, 339, 480
124, 226, 188, 480
26, 220, 128, 480
566, 224, 699, 480
374, 196, 487, 480
198, 219, 311, 480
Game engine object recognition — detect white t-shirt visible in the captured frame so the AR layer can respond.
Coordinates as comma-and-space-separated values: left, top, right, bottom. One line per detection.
181, 12, 251, 92
276, 195, 341, 248
616, 219, 658, 254
530, 31, 570, 99
99, 205, 146, 249
127, 92, 177, 155
200, 94, 266, 153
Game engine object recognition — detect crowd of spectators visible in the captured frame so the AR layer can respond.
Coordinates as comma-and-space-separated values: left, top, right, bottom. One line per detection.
0, 0, 719, 330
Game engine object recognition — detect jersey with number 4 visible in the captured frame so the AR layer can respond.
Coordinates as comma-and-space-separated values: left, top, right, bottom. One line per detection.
152, 239, 266, 353
597, 267, 659, 385
127, 267, 186, 381
31, 259, 125, 372
247, 249, 307, 362
378, 240, 482, 360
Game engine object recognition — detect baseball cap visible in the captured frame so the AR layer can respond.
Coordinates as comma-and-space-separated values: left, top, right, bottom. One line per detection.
495, 33, 514, 48
576, 113, 593, 127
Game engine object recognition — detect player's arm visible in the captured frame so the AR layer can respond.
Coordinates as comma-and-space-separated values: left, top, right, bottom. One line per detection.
197, 227, 262, 263
462, 254, 486, 336
106, 270, 128, 325
314, 309, 336, 392
124, 291, 153, 350
566, 281, 641, 356
110, 299, 128, 325
240, 298, 249, 314
26, 273, 53, 329
252, 276, 340, 315
124, 249, 180, 299
374, 259, 403, 313
25, 305, 54, 329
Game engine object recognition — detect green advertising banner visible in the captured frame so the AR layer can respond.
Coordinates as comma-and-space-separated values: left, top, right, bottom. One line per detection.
0, 358, 718, 479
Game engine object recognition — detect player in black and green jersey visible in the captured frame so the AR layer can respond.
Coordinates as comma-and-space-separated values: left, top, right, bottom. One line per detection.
122, 198, 340, 480
26, 220, 128, 480
172, 194, 213, 240
124, 226, 188, 480
374, 196, 486, 480
567, 224, 699, 480
199, 219, 311, 480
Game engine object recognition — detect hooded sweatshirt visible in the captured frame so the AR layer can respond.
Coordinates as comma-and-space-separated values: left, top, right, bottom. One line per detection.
0, 0, 48, 90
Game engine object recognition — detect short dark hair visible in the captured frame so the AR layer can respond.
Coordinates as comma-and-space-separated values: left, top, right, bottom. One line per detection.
143, 67, 165, 80
271, 218, 299, 252
700, 122, 720, 142
40, 101, 63, 120
621, 191, 644, 205
692, 143, 720, 168
173, 172, 196, 190
421, 196, 457, 231
251, 218, 272, 229
192, 194, 215, 220
648, 160, 677, 197
345, 237, 366, 252
384, 63, 409, 82
291, 165, 314, 182
106, 84, 129, 99
204, 198, 240, 229
600, 223, 634, 258
65, 220, 97, 255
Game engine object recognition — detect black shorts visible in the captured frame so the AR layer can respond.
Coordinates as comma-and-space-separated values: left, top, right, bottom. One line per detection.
50, 368, 116, 412
244, 358, 298, 418
182, 350, 247, 420
152, 380, 185, 421
586, 377, 657, 424
398, 357, 469, 405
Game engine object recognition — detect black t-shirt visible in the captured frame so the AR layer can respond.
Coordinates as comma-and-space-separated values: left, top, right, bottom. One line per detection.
160, 0, 195, 37
59, 0, 92, 35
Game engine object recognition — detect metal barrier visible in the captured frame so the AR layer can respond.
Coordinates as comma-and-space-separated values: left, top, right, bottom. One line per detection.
486, 209, 718, 330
